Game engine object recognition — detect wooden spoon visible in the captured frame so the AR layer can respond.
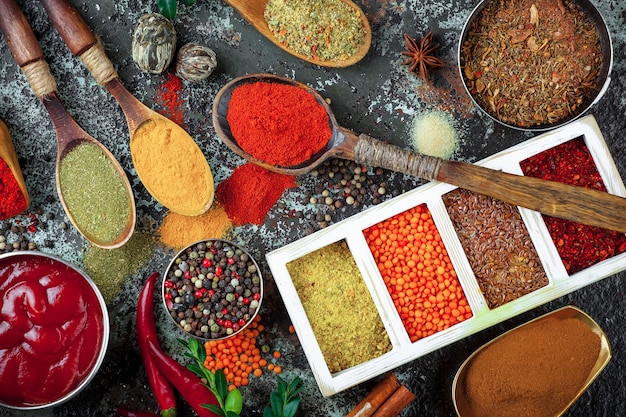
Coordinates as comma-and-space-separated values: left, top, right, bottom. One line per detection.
452, 306, 611, 417
223, 0, 372, 67
0, 0, 135, 249
0, 118, 30, 217
39, 0, 215, 217
213, 74, 626, 233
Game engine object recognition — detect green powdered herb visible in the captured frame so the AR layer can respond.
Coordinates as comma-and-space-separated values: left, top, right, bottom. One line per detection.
286, 240, 391, 373
83, 230, 155, 303
264, 0, 367, 62
59, 142, 130, 244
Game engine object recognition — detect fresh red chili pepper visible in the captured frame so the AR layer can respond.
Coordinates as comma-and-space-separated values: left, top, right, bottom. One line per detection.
137, 272, 177, 417
115, 408, 161, 417
146, 338, 220, 417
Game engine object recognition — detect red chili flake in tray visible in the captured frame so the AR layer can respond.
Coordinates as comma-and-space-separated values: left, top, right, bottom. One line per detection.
520, 136, 626, 274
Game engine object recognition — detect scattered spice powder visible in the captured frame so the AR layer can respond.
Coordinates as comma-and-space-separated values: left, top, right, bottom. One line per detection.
410, 111, 458, 159
443, 188, 549, 309
155, 72, 185, 126
83, 230, 155, 303
226, 81, 331, 167
460, 0, 603, 127
158, 203, 232, 250
0, 157, 28, 220
463, 316, 601, 417
364, 203, 472, 342
58, 141, 131, 245
216, 163, 296, 226
520, 136, 626, 274
264, 0, 367, 62
286, 240, 392, 373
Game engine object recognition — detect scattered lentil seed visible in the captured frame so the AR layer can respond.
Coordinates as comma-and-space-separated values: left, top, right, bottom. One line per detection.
363, 203, 472, 342
442, 188, 549, 308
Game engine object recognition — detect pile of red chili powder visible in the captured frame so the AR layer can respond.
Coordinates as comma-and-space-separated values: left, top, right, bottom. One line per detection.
226, 81, 332, 166
217, 163, 296, 226
0, 157, 27, 220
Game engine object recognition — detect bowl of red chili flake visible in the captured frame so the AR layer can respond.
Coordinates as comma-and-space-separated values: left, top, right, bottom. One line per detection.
459, 0, 612, 131
162, 239, 263, 341
0, 251, 109, 410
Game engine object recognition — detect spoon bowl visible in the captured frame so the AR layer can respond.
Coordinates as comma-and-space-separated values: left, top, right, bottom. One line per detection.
452, 306, 611, 417
0, 118, 30, 217
223, 0, 372, 67
0, 0, 136, 249
213, 73, 626, 233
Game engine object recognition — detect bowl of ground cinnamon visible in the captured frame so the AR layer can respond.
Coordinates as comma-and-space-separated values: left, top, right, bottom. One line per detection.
459, 0, 612, 131
452, 305, 611, 417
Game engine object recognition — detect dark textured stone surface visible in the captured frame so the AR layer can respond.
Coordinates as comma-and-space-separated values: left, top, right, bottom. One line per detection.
1, 1, 626, 416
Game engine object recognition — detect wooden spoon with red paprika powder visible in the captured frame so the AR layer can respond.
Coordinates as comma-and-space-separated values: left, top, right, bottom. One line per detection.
213, 74, 626, 234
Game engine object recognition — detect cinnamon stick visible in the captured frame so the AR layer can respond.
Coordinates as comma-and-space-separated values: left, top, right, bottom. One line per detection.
346, 373, 401, 417
370, 385, 416, 417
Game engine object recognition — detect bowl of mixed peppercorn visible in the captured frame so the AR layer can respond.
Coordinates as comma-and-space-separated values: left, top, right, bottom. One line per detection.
162, 239, 263, 341
459, 0, 612, 131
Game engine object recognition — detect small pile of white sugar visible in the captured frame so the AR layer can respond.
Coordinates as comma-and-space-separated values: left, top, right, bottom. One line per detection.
410, 111, 458, 159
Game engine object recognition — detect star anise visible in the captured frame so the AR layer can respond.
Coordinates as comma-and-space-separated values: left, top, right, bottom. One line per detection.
401, 32, 445, 82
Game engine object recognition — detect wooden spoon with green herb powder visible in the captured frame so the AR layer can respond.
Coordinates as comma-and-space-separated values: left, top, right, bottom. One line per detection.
224, 0, 371, 67
0, 0, 135, 249
40, 0, 215, 217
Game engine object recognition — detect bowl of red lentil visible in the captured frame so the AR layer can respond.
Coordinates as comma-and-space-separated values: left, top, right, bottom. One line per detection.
162, 239, 263, 341
458, 0, 612, 131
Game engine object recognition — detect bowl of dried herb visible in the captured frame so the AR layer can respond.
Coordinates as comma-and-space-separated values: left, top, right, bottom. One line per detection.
162, 239, 263, 341
459, 0, 612, 131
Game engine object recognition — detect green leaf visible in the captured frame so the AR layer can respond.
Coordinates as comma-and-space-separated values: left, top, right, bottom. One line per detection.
226, 411, 241, 417
263, 407, 274, 417
270, 391, 283, 415
203, 404, 226, 417
180, 0, 197, 5
225, 388, 243, 414
155, 0, 177, 19
215, 369, 230, 401
283, 398, 301, 417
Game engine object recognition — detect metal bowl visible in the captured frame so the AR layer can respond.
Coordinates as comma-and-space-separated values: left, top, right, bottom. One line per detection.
458, 0, 613, 131
452, 305, 611, 417
0, 251, 109, 410
162, 239, 263, 341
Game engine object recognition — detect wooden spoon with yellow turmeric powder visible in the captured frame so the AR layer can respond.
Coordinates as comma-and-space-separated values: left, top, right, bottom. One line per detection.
40, 0, 215, 216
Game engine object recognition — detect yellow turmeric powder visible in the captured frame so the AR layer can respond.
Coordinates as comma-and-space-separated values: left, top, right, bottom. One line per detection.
130, 115, 214, 215
158, 203, 232, 250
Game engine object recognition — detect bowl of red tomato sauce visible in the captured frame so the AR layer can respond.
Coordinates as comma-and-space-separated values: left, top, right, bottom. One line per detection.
0, 251, 109, 409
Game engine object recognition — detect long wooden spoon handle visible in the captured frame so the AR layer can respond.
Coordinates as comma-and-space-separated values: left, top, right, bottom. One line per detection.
354, 133, 626, 233
39, 0, 98, 54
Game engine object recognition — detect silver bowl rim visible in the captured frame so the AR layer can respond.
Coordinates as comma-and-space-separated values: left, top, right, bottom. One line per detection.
0, 251, 110, 410
457, 0, 614, 132
161, 238, 264, 342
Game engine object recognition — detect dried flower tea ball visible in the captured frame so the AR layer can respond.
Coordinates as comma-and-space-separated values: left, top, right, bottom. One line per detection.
132, 13, 177, 74
175, 43, 218, 82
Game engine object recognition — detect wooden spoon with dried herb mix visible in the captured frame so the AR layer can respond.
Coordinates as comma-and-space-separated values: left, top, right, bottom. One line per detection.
213, 73, 626, 234
224, 0, 372, 67
0, 0, 136, 249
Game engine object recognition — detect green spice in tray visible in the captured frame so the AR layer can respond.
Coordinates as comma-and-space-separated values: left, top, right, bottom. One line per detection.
59, 141, 130, 244
287, 240, 392, 373
264, 0, 367, 62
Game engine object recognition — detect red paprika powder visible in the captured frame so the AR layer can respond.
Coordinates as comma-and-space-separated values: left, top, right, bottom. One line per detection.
226, 81, 332, 167
0, 157, 28, 220
156, 73, 184, 126
520, 136, 626, 274
216, 163, 296, 225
